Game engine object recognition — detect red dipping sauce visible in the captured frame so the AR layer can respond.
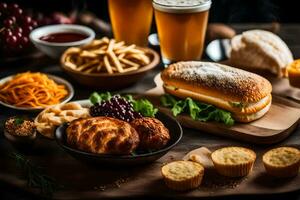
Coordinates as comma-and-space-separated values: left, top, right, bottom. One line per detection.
39, 32, 88, 43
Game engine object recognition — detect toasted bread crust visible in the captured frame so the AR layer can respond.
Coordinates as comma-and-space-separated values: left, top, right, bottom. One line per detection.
66, 117, 139, 154
161, 61, 272, 103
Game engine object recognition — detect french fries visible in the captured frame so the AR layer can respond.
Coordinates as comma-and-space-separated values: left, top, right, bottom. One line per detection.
62, 37, 152, 74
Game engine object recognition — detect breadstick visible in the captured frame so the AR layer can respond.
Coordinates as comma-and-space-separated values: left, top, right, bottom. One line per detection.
115, 44, 136, 54
77, 60, 99, 71
119, 58, 140, 68
80, 50, 98, 58
107, 39, 115, 52
107, 51, 123, 73
104, 56, 113, 74
113, 41, 125, 49
122, 66, 139, 73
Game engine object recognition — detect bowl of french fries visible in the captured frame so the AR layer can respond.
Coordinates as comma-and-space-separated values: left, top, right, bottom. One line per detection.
60, 37, 160, 89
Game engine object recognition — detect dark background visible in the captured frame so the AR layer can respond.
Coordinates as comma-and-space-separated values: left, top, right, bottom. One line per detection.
4, 0, 300, 23
1, 1, 300, 200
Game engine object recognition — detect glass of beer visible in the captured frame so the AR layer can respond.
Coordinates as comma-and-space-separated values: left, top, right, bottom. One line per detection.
109, 0, 153, 46
153, 0, 211, 64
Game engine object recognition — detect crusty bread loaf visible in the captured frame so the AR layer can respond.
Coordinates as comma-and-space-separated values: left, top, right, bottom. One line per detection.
161, 61, 272, 122
66, 117, 139, 154
230, 30, 293, 77
161, 61, 272, 103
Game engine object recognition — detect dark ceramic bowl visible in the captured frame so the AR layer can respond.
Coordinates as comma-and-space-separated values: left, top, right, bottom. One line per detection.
55, 112, 182, 166
60, 47, 160, 89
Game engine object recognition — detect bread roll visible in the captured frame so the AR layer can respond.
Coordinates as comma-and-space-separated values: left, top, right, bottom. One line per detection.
229, 30, 293, 77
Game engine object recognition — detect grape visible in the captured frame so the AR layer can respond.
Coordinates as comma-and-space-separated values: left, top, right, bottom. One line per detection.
23, 25, 33, 34
10, 3, 19, 10
15, 27, 23, 34
13, 7, 23, 18
3, 29, 12, 37
4, 18, 14, 27
6, 35, 18, 47
20, 36, 29, 46
22, 15, 32, 25
9, 16, 17, 23
14, 32, 23, 41
0, 3, 8, 11
90, 95, 142, 122
30, 20, 38, 28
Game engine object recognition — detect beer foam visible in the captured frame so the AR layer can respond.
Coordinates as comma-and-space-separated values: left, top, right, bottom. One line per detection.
153, 0, 211, 13
154, 0, 209, 7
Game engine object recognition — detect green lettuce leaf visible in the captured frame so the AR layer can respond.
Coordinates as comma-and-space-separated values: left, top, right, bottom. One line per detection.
171, 99, 187, 117
132, 99, 158, 117
160, 94, 177, 107
89, 91, 112, 104
160, 94, 234, 126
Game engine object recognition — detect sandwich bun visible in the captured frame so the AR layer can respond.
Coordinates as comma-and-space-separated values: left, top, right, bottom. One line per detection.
161, 61, 272, 122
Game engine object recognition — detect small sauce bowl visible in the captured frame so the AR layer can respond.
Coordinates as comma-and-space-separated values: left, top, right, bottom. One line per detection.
30, 24, 95, 59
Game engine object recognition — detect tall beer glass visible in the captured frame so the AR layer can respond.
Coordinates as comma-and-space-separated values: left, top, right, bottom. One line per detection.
109, 0, 153, 46
153, 0, 211, 64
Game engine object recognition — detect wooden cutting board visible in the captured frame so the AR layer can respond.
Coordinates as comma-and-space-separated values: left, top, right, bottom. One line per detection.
145, 73, 300, 144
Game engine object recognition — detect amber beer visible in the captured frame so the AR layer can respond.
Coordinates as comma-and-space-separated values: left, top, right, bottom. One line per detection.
153, 0, 211, 64
109, 0, 153, 46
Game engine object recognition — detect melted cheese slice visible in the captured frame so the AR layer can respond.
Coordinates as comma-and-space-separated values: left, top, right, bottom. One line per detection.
164, 84, 270, 113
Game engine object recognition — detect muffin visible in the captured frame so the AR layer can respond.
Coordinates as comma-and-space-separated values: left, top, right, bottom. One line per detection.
211, 147, 256, 177
263, 147, 300, 178
161, 161, 204, 191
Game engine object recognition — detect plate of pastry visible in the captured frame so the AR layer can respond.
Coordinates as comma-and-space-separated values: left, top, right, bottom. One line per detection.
49, 92, 182, 165
0, 72, 74, 111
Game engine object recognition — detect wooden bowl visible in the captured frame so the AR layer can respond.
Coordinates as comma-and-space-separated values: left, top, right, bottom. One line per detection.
60, 47, 160, 90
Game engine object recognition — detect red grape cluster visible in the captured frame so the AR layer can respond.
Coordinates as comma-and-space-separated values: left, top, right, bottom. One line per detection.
0, 2, 38, 53
90, 95, 142, 122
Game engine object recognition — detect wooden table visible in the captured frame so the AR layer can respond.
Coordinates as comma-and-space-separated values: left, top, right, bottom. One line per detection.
1, 24, 300, 200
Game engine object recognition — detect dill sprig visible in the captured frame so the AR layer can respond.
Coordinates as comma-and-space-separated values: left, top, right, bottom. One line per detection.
11, 152, 61, 197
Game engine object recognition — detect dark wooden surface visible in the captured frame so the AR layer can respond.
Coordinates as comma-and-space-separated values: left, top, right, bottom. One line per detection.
1, 24, 300, 200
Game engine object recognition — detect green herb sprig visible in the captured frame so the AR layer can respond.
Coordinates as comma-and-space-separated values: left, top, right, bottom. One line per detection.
160, 94, 234, 126
14, 117, 25, 125
11, 152, 61, 197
